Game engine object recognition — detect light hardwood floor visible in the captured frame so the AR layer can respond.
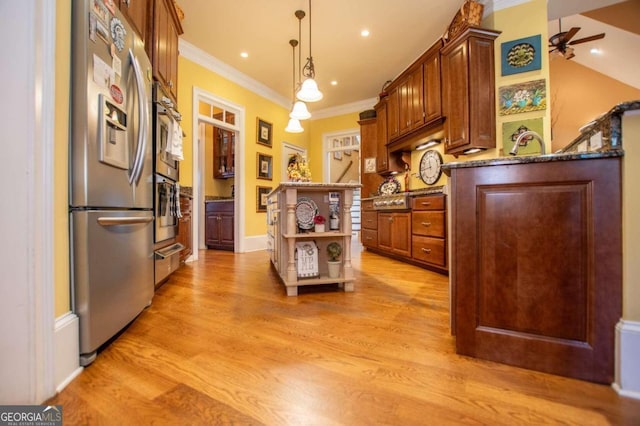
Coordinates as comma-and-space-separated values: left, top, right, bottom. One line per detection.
47, 244, 640, 425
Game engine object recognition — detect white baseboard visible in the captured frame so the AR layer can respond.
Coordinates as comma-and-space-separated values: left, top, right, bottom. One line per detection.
614, 320, 640, 399
242, 234, 268, 252
54, 312, 82, 393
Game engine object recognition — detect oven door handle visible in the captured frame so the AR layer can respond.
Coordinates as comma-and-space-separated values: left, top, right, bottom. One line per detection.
155, 243, 185, 259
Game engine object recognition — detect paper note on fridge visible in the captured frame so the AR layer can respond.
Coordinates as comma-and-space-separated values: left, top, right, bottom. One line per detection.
93, 54, 114, 89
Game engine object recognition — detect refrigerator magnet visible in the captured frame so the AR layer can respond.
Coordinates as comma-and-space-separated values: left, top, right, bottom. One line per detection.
110, 18, 126, 52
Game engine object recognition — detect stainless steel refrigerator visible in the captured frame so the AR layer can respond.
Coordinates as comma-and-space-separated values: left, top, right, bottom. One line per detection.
70, 0, 154, 366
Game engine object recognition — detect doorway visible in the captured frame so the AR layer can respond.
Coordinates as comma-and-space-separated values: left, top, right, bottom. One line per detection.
324, 130, 361, 234
192, 88, 245, 258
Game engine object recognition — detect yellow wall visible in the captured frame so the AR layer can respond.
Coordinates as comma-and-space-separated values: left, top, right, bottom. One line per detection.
178, 56, 309, 236
487, 0, 551, 155
549, 59, 640, 151
308, 112, 361, 180
54, 0, 71, 317
623, 112, 640, 321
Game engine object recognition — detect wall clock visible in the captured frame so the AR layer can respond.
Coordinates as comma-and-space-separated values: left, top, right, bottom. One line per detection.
419, 149, 443, 185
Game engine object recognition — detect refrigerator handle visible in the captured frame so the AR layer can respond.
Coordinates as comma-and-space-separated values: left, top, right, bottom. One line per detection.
97, 216, 154, 226
128, 49, 149, 185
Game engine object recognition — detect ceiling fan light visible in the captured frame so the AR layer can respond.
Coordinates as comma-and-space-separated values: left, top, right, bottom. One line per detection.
296, 78, 323, 102
290, 101, 311, 120
285, 118, 304, 133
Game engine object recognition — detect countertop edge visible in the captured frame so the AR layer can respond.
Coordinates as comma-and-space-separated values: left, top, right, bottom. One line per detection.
442, 150, 624, 171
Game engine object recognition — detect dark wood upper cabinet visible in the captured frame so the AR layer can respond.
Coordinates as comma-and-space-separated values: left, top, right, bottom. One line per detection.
423, 40, 443, 124
441, 27, 500, 156
118, 0, 150, 43
151, 0, 183, 104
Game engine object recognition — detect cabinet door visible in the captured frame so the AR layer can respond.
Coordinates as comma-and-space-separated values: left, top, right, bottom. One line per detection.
205, 212, 221, 246
409, 67, 424, 130
398, 78, 411, 136
375, 102, 389, 172
153, 0, 180, 102
119, 0, 149, 43
219, 213, 234, 248
391, 212, 411, 257
442, 41, 469, 153
214, 127, 235, 179
423, 49, 442, 123
386, 87, 399, 140
378, 212, 411, 257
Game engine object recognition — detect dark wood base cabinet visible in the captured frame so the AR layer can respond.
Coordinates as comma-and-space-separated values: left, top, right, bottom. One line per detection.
205, 200, 234, 251
176, 194, 192, 262
447, 157, 622, 383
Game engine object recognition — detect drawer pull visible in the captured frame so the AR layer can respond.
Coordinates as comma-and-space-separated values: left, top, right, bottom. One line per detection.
421, 222, 431, 227
421, 248, 432, 254
421, 202, 431, 206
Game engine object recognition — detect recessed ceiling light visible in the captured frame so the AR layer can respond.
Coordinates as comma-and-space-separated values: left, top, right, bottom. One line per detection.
331, 80, 338, 86
361, 29, 370, 37
240, 52, 249, 58
590, 48, 601, 55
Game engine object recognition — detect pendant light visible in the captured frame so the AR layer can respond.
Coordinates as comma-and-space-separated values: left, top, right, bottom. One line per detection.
296, 0, 323, 103
285, 39, 304, 133
290, 10, 311, 120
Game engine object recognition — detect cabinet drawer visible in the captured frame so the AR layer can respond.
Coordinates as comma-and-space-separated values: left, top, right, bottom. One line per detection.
205, 200, 233, 213
412, 211, 445, 237
361, 211, 378, 230
362, 229, 378, 248
362, 199, 375, 210
412, 236, 445, 267
412, 194, 445, 211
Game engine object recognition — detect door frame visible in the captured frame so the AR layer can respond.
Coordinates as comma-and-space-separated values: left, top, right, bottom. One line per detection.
192, 87, 245, 256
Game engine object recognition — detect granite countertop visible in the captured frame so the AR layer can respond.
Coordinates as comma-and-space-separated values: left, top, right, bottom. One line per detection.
362, 185, 446, 200
270, 182, 362, 196
180, 186, 193, 198
205, 197, 233, 202
442, 150, 623, 171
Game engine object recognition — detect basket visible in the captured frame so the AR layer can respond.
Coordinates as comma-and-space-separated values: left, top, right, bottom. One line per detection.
443, 0, 484, 43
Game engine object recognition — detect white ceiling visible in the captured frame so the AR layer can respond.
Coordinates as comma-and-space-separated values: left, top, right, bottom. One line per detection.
177, 0, 639, 114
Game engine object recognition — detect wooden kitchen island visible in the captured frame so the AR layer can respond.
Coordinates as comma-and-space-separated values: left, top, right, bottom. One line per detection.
267, 182, 361, 296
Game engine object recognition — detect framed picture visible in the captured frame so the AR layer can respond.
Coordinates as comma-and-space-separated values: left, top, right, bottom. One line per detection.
333, 151, 342, 161
256, 186, 271, 212
498, 79, 546, 116
502, 118, 544, 156
257, 152, 273, 180
257, 118, 272, 147
501, 35, 542, 76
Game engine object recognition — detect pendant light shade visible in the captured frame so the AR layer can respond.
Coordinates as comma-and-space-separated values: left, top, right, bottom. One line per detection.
290, 100, 311, 120
285, 39, 304, 133
285, 118, 304, 133
297, 78, 323, 102
296, 0, 322, 103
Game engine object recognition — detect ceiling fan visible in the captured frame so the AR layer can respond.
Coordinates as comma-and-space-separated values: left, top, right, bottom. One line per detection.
548, 18, 605, 60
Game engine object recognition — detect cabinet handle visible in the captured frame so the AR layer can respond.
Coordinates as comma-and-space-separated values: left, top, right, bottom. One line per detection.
169, 80, 174, 88
421, 248, 432, 254
421, 222, 431, 227
388, 217, 393, 222
421, 202, 431, 206
366, 237, 373, 240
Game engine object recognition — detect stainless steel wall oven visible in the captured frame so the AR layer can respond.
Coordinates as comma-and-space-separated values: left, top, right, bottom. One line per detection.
152, 83, 181, 244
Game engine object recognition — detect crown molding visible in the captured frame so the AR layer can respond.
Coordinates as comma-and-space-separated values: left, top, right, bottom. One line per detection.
179, 39, 291, 110
312, 97, 379, 120
180, 39, 380, 120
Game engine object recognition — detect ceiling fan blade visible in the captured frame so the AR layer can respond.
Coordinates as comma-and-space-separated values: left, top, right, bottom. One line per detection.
563, 27, 581, 43
569, 33, 605, 45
